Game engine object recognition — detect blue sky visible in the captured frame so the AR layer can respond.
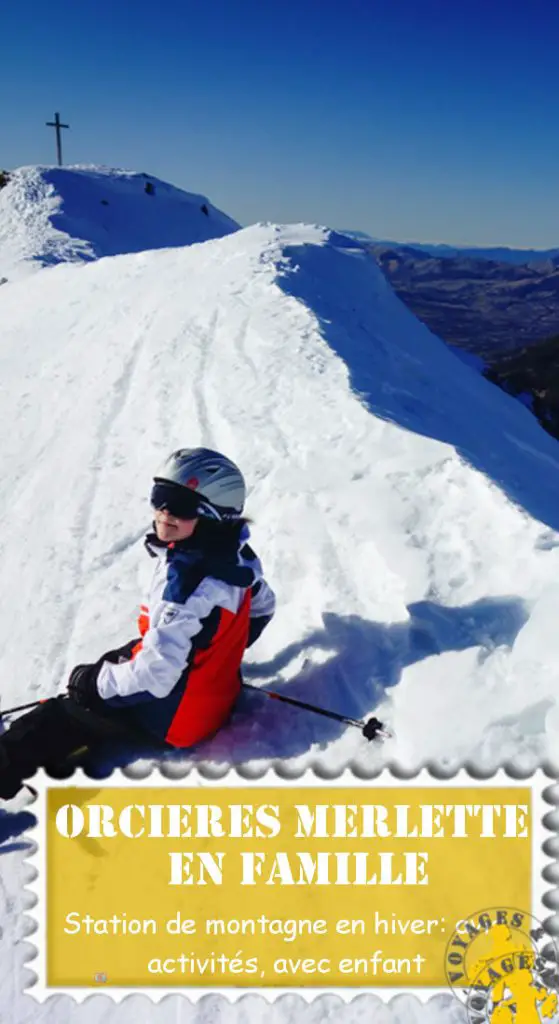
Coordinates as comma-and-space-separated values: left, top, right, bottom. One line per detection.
2, 0, 559, 247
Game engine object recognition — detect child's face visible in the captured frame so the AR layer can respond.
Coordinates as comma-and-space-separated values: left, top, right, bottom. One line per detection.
154, 509, 199, 543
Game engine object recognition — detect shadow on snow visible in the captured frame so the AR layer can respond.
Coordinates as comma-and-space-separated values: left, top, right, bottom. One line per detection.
49, 594, 528, 778
0, 592, 528, 848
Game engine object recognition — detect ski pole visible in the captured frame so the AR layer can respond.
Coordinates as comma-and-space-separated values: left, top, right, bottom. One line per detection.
0, 693, 81, 720
241, 681, 390, 741
0, 698, 45, 719
0, 691, 391, 741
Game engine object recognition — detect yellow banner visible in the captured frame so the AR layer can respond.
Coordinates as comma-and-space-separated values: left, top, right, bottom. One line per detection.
44, 784, 534, 989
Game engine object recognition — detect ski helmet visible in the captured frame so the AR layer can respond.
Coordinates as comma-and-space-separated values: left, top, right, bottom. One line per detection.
154, 447, 246, 519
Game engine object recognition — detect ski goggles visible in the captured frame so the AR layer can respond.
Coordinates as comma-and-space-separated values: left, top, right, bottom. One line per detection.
150, 481, 203, 520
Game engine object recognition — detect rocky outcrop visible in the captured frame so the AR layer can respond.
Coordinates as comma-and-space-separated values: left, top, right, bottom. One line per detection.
484, 335, 559, 440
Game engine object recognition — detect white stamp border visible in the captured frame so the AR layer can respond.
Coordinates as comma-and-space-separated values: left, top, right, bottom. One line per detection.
23, 766, 554, 1005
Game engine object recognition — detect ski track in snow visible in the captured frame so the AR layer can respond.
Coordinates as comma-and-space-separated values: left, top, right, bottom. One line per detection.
50, 327, 149, 682
2, 173, 559, 1020
192, 308, 221, 448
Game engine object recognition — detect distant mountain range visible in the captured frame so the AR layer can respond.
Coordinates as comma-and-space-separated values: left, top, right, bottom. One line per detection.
342, 230, 559, 266
354, 238, 559, 443
367, 243, 559, 358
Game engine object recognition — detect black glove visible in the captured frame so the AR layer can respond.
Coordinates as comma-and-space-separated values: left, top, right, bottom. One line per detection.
67, 663, 105, 711
100, 638, 141, 665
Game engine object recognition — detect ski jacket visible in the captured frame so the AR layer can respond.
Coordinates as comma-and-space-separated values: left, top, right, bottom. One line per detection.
96, 524, 275, 747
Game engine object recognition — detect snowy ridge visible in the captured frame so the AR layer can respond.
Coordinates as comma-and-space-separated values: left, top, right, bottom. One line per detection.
0, 165, 239, 281
0, 221, 559, 773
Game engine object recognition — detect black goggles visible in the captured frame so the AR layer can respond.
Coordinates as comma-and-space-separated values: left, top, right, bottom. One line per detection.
150, 481, 202, 520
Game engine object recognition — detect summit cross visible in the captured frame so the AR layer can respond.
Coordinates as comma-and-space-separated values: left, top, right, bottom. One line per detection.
46, 112, 70, 166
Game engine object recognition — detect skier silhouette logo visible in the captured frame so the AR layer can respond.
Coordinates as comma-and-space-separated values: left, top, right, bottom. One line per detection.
445, 908, 559, 1023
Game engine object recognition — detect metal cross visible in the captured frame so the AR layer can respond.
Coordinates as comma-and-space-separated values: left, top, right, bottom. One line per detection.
46, 112, 70, 166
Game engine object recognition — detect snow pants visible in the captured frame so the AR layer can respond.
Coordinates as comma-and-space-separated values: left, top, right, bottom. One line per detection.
0, 696, 162, 800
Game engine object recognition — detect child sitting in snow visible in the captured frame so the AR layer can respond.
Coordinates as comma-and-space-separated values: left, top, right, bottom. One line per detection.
0, 448, 276, 799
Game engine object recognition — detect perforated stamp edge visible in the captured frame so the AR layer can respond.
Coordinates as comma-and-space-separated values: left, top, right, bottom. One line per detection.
22, 765, 557, 1005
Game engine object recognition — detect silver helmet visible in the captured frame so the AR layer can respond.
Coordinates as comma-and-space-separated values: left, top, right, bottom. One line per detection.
154, 447, 246, 519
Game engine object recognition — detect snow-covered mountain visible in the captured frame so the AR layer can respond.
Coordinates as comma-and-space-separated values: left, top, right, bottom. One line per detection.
0, 172, 558, 773
0, 165, 239, 281
1, 165, 559, 1020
